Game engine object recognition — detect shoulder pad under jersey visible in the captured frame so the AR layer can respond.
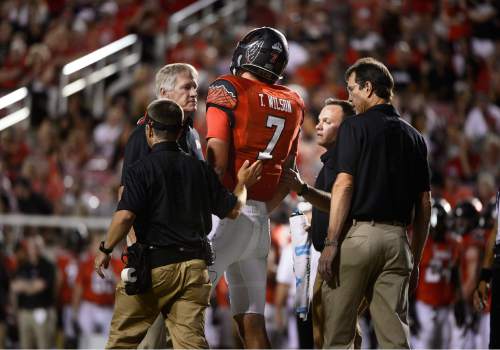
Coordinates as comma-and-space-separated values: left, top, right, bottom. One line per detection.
207, 78, 238, 110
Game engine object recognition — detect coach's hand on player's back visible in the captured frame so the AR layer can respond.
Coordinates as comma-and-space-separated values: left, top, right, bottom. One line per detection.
237, 160, 263, 187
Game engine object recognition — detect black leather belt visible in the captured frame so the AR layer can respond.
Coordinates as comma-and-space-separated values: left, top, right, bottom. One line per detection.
149, 246, 204, 269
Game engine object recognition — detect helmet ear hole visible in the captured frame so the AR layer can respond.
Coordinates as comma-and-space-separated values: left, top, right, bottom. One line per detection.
230, 27, 289, 83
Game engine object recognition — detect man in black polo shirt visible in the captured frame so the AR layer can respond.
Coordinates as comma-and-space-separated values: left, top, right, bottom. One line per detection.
318, 57, 431, 348
94, 99, 262, 349
281, 98, 356, 347
120, 63, 203, 348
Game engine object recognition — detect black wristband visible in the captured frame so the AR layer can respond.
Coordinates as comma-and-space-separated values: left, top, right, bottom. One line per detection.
99, 241, 113, 255
479, 268, 492, 282
297, 183, 309, 196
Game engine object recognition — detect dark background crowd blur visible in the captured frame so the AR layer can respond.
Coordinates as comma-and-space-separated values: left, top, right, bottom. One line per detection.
0, 0, 499, 348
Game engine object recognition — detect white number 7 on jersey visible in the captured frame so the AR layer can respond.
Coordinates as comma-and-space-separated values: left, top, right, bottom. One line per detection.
258, 115, 285, 160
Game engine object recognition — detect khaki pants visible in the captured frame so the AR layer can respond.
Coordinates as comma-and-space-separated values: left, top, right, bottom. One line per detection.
107, 259, 211, 349
18, 307, 57, 349
313, 272, 364, 349
138, 314, 170, 349
322, 222, 413, 349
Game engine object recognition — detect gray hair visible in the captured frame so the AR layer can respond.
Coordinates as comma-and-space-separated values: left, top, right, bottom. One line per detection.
155, 63, 198, 97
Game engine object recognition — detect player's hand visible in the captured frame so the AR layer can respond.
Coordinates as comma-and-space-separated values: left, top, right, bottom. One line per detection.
409, 265, 419, 295
280, 168, 304, 193
473, 280, 490, 312
318, 245, 338, 282
237, 160, 263, 187
94, 251, 111, 278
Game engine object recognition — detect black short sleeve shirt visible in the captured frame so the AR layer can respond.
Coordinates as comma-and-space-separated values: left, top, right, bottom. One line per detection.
334, 104, 430, 224
118, 142, 236, 248
310, 145, 337, 251
15, 258, 55, 309
121, 123, 204, 185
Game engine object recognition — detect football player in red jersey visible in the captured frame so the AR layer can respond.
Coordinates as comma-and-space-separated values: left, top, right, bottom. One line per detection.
450, 198, 484, 349
73, 234, 123, 349
411, 198, 461, 348
205, 27, 304, 348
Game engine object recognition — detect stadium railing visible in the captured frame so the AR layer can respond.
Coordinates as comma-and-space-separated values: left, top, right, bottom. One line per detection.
0, 87, 30, 131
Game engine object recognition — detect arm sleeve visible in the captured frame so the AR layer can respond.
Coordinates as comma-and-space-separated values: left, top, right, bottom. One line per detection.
206, 78, 238, 141
333, 121, 359, 176
117, 165, 147, 215
206, 107, 231, 142
204, 163, 237, 218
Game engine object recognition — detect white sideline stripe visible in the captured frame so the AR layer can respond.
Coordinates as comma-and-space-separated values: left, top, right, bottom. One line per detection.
0, 107, 30, 131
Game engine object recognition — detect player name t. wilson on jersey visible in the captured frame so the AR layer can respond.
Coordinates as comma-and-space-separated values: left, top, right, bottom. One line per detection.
258, 93, 293, 113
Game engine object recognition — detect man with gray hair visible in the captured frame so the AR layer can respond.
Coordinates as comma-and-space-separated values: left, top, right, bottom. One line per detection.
119, 63, 203, 348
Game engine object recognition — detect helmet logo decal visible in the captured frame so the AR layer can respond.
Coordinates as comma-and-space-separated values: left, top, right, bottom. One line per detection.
272, 42, 283, 52
246, 40, 264, 63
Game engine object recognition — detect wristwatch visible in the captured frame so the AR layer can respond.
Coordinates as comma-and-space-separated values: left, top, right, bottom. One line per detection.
297, 183, 309, 196
99, 241, 113, 255
324, 237, 339, 247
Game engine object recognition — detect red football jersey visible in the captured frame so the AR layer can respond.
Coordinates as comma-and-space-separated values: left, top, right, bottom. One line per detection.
416, 234, 461, 306
56, 252, 78, 305
76, 253, 123, 306
206, 74, 304, 201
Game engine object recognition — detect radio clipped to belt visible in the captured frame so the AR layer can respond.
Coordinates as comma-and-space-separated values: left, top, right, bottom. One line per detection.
201, 236, 215, 266
121, 243, 152, 295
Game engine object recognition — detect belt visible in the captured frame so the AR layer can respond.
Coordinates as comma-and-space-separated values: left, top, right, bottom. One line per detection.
352, 219, 407, 228
149, 245, 204, 269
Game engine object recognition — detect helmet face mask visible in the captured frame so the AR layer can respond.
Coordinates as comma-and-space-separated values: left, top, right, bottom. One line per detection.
230, 27, 289, 84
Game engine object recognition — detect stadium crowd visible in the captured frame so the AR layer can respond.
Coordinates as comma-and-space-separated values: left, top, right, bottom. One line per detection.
0, 0, 499, 348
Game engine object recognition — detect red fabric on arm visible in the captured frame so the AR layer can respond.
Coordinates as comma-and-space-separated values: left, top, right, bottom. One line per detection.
206, 106, 231, 142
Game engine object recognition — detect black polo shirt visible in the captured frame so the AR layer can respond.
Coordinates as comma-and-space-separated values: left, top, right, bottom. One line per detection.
334, 104, 430, 225
118, 141, 237, 248
121, 116, 204, 185
310, 145, 337, 251
15, 257, 55, 309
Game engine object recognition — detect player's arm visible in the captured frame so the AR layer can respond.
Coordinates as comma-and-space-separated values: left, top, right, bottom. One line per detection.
266, 129, 301, 213
462, 245, 480, 300
205, 79, 236, 180
473, 224, 496, 311
207, 137, 229, 180
266, 153, 295, 213
480, 225, 496, 274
